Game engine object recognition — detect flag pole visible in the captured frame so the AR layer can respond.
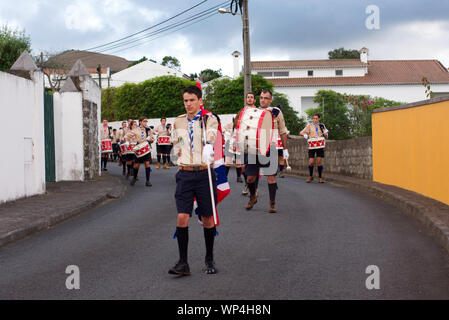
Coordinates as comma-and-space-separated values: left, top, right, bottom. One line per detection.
202, 115, 218, 226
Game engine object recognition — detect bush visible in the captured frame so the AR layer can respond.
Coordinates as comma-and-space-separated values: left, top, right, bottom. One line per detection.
106, 76, 195, 121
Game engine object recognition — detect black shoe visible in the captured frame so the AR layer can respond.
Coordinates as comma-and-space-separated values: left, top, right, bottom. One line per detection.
168, 261, 191, 276
122, 170, 126, 176
146, 181, 152, 187
130, 178, 137, 186
237, 177, 243, 183
203, 260, 217, 274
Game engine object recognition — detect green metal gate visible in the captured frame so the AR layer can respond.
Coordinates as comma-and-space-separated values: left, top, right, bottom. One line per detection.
44, 91, 55, 182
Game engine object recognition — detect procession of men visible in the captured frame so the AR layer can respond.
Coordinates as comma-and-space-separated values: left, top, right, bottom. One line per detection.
99, 85, 329, 276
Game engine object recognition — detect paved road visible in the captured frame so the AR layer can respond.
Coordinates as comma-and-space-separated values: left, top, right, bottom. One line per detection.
1, 163, 449, 299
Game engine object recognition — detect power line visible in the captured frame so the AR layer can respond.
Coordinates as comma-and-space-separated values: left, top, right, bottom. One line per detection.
107, 11, 219, 56
73, 0, 230, 65
84, 0, 209, 51
93, 2, 226, 54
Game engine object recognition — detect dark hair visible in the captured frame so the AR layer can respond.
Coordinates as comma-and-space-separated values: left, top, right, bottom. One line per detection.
260, 89, 272, 98
113, 128, 117, 131
122, 121, 127, 125
130, 120, 137, 128
313, 113, 321, 118
183, 85, 202, 99
246, 92, 255, 98
139, 116, 147, 124
161, 117, 166, 122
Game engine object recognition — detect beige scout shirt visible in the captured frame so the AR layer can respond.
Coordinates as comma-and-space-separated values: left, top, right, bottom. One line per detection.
124, 127, 153, 144
266, 106, 288, 136
173, 113, 218, 166
116, 128, 128, 143
154, 124, 169, 137
301, 122, 327, 139
100, 126, 111, 140
111, 132, 118, 144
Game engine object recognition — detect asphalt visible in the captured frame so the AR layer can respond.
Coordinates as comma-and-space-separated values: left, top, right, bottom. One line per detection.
0, 164, 449, 299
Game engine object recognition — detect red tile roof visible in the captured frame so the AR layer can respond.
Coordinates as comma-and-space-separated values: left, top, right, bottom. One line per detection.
253, 60, 449, 87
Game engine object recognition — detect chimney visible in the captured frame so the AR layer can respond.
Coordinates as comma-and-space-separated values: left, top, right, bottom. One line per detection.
232, 51, 241, 79
359, 47, 369, 64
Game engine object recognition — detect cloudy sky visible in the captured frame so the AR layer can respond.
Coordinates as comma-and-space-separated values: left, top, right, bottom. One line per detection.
1, 0, 448, 76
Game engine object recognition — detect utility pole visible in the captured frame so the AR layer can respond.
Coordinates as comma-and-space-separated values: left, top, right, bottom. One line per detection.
322, 97, 325, 121
242, 0, 252, 99
97, 64, 102, 89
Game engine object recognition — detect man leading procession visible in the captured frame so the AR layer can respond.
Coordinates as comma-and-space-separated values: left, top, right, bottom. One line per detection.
168, 85, 220, 276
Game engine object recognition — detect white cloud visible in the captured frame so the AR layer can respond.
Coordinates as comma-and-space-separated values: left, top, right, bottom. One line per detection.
65, 1, 104, 32
349, 20, 449, 67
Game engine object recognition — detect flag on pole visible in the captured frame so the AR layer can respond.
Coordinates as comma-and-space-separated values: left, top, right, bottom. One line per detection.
195, 82, 230, 227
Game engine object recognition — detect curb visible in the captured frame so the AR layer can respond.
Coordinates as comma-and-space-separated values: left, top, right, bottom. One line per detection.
286, 170, 449, 255
0, 175, 127, 248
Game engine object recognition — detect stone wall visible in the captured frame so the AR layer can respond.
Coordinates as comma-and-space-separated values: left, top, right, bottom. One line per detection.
288, 136, 373, 180
83, 100, 99, 180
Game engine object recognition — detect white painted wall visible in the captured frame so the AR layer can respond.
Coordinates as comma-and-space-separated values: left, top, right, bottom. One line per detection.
52, 75, 102, 181
254, 66, 367, 78
276, 83, 449, 117
53, 92, 84, 181
0, 70, 46, 203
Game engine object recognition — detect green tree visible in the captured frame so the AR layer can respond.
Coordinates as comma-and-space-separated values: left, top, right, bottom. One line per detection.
161, 56, 181, 71
272, 92, 307, 135
189, 72, 198, 80
343, 93, 403, 137
0, 24, 31, 71
199, 68, 222, 82
112, 76, 195, 120
128, 56, 148, 68
203, 75, 304, 133
306, 90, 352, 140
328, 47, 360, 59
101, 88, 117, 121
203, 74, 274, 114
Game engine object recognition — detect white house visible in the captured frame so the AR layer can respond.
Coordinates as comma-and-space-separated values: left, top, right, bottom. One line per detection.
251, 48, 449, 116
108, 60, 188, 87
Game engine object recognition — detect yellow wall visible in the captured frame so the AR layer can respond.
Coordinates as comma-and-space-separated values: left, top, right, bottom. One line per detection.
372, 99, 449, 206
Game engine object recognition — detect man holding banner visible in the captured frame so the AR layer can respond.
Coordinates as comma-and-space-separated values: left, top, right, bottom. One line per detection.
169, 85, 229, 276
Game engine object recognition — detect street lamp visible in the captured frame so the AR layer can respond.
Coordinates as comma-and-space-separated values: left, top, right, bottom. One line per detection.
218, 0, 252, 100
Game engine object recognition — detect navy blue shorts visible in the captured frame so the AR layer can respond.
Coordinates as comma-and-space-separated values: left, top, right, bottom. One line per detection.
156, 144, 170, 154
175, 169, 217, 217
244, 149, 273, 177
308, 148, 325, 158
134, 153, 151, 163
124, 154, 135, 162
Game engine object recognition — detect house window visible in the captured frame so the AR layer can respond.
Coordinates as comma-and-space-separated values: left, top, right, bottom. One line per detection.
257, 72, 273, 77
308, 70, 313, 77
273, 71, 289, 77
336, 70, 343, 76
